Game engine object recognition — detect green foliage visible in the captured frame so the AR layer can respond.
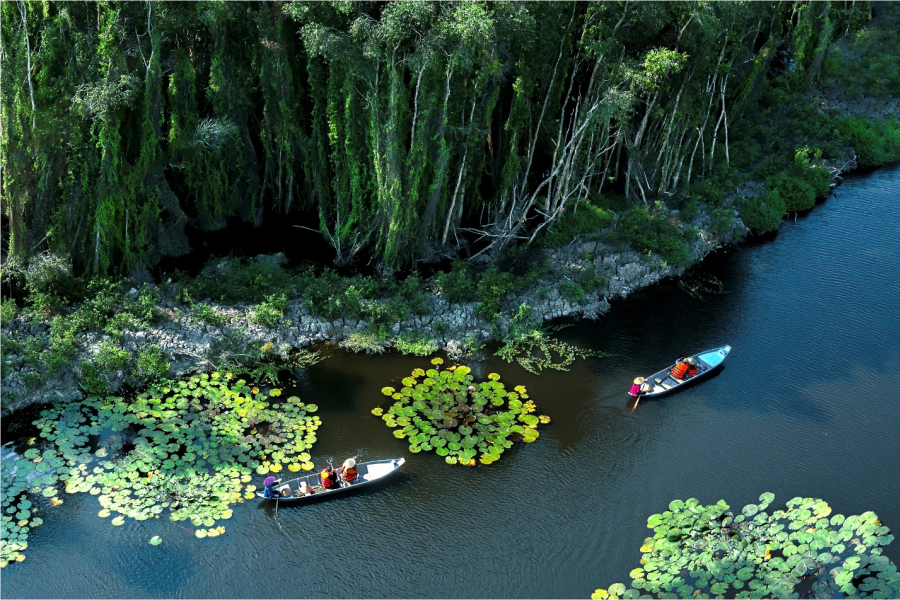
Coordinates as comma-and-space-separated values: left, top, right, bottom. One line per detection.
190, 301, 227, 326
822, 13, 900, 100
3, 373, 322, 565
23, 253, 77, 316
248, 294, 288, 329
0, 299, 17, 325
766, 148, 831, 212
133, 345, 170, 384
433, 261, 478, 304
394, 330, 439, 357
535, 201, 613, 248
376, 360, 547, 465
95, 340, 130, 374
740, 192, 785, 234
618, 203, 692, 268
560, 280, 585, 303
595, 493, 899, 600
838, 118, 900, 168
476, 267, 514, 321
342, 328, 389, 355
184, 259, 293, 305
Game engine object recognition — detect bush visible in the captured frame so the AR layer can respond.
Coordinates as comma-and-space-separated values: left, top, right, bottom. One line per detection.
766, 148, 831, 212
134, 345, 170, 383
191, 301, 226, 326
535, 200, 613, 247
186, 257, 292, 304
343, 327, 389, 354
95, 340, 130, 374
434, 261, 478, 304
740, 192, 785, 233
1, 298, 18, 325
298, 267, 345, 319
476, 267, 514, 320
249, 293, 288, 328
618, 202, 693, 268
560, 280, 585, 302
43, 316, 79, 375
838, 117, 900, 167
24, 252, 77, 315
394, 330, 439, 356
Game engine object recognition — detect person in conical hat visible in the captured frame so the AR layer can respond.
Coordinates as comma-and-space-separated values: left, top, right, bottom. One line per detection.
629, 377, 645, 396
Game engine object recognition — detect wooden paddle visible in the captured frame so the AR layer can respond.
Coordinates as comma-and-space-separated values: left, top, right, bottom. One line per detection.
631, 389, 643, 412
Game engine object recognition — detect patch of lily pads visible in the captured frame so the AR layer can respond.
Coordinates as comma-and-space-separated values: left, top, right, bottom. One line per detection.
375, 358, 549, 466
0, 447, 47, 567
593, 492, 900, 599
1, 372, 321, 566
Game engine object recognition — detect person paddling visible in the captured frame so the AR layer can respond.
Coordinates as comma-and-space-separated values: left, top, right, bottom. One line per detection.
263, 476, 282, 499
686, 357, 699, 377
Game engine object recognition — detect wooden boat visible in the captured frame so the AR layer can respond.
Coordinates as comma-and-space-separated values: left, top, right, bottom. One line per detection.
629, 345, 731, 398
257, 458, 405, 503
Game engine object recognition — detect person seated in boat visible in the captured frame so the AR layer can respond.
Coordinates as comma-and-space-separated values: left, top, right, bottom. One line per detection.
298, 481, 313, 497
671, 357, 690, 380
685, 357, 699, 377
340, 457, 358, 484
262, 476, 282, 499
320, 466, 338, 489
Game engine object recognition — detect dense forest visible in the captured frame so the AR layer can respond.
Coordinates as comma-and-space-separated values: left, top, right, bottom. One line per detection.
0, 1, 887, 275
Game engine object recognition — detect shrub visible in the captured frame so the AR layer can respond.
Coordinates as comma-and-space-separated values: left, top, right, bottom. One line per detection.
298, 267, 345, 319
535, 200, 613, 247
740, 192, 785, 233
1, 298, 17, 325
191, 301, 226, 326
476, 267, 514, 320
95, 340, 130, 374
618, 202, 693, 268
24, 252, 77, 315
838, 117, 900, 167
560, 280, 585, 302
134, 345, 170, 384
433, 321, 449, 336
78, 362, 109, 395
249, 293, 288, 328
433, 261, 478, 304
43, 316, 79, 375
397, 274, 430, 316
186, 257, 292, 304
394, 330, 439, 356
343, 328, 389, 354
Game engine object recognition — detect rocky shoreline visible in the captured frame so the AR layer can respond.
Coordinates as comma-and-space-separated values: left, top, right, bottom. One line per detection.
0, 153, 858, 417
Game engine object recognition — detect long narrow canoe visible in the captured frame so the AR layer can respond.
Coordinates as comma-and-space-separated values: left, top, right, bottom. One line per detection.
257, 458, 405, 504
628, 345, 732, 398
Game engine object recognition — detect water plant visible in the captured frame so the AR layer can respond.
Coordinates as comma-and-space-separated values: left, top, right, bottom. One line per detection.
0, 372, 321, 567
375, 358, 549, 466
593, 493, 899, 599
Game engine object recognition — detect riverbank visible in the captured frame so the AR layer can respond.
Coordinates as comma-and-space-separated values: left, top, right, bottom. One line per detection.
1, 147, 864, 417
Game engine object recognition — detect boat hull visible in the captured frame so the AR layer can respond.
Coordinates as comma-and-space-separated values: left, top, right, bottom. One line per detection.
628, 345, 731, 398
257, 458, 405, 504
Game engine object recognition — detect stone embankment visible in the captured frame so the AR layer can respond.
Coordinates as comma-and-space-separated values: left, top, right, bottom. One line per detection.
0, 153, 857, 416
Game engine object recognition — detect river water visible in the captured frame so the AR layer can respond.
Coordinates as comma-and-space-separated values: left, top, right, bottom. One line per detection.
3, 165, 898, 598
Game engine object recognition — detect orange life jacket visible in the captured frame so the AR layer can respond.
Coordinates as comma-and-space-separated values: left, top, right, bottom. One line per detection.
341, 467, 358, 483
671, 362, 688, 379
321, 470, 337, 488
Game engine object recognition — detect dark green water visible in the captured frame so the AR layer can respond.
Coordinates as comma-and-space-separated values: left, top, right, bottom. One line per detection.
3, 165, 898, 598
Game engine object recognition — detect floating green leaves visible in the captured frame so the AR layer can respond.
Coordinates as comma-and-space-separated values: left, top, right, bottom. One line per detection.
1, 371, 322, 567
594, 492, 900, 599
377, 362, 548, 466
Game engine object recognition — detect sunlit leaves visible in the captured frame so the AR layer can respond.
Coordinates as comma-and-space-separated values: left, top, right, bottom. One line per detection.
598, 493, 899, 599
377, 364, 545, 465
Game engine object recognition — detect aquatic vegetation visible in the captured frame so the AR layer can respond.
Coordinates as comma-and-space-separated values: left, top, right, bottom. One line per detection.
593, 493, 900, 599
0, 372, 320, 566
377, 358, 549, 466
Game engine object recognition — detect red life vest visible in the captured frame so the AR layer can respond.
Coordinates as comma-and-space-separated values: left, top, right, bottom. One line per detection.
341, 467, 358, 483
671, 362, 688, 379
321, 470, 337, 488
687, 363, 699, 376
